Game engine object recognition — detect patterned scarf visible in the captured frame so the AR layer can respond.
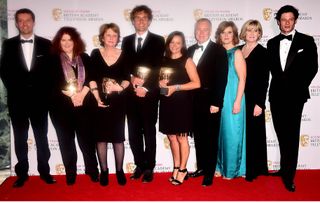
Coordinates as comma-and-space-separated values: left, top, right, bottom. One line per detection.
60, 53, 85, 92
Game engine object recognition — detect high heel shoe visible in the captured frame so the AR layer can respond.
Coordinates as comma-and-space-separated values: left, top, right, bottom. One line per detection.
100, 169, 109, 186
172, 168, 188, 185
116, 169, 127, 186
168, 166, 180, 182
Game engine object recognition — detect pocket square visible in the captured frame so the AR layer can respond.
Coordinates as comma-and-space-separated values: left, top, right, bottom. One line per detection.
297, 49, 304, 53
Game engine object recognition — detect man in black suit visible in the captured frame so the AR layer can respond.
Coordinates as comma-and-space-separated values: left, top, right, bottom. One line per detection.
0, 8, 56, 187
187, 18, 228, 186
267, 5, 318, 192
121, 5, 165, 183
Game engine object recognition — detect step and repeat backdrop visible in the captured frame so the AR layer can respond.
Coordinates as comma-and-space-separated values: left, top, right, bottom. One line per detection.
6, 0, 320, 175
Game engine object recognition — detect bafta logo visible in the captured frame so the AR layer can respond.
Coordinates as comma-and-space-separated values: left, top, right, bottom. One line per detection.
300, 135, 309, 147
92, 35, 100, 47
163, 137, 170, 149
123, 9, 132, 21
267, 160, 272, 170
126, 162, 136, 173
193, 9, 203, 21
55, 164, 65, 175
263, 8, 272, 21
265, 109, 271, 122
52, 8, 63, 21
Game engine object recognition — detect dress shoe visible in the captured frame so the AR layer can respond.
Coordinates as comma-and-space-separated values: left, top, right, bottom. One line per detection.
66, 174, 76, 185
130, 167, 143, 180
100, 169, 109, 186
40, 174, 57, 184
284, 182, 296, 192
270, 170, 282, 177
88, 173, 99, 182
142, 169, 153, 183
188, 169, 204, 178
202, 175, 213, 186
13, 176, 29, 188
116, 169, 127, 185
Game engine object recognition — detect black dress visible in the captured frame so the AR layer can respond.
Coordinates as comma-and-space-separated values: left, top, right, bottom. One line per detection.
90, 49, 130, 143
240, 44, 270, 179
159, 56, 193, 135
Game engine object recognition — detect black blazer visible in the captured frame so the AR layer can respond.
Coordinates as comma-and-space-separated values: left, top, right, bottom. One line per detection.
188, 41, 228, 108
0, 35, 51, 111
267, 31, 318, 103
121, 32, 165, 94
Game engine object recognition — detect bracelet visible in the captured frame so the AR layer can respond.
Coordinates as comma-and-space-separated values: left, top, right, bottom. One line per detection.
175, 84, 181, 91
90, 87, 98, 92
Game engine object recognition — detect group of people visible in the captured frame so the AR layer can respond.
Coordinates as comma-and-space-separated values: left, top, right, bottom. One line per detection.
0, 4, 317, 193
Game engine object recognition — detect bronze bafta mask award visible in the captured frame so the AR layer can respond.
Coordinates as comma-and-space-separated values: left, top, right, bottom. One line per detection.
136, 66, 151, 86
159, 67, 173, 95
66, 78, 78, 95
102, 77, 116, 105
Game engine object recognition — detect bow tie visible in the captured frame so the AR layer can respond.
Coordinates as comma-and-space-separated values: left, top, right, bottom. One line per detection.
279, 34, 292, 41
21, 39, 33, 44
195, 44, 203, 51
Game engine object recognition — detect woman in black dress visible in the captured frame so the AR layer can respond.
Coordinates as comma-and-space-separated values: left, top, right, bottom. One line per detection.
90, 23, 130, 186
49, 27, 99, 185
159, 31, 200, 185
239, 20, 269, 181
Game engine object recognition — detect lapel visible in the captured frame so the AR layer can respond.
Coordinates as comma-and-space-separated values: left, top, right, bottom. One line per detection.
284, 32, 300, 71
30, 36, 37, 71
197, 41, 212, 66
15, 36, 29, 71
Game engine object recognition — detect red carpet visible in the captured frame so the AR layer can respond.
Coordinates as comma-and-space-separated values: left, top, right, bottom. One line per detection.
0, 170, 319, 201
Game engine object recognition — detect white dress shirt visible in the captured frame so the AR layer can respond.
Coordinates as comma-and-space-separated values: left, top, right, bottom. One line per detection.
135, 31, 148, 52
21, 35, 34, 71
192, 39, 210, 66
280, 30, 295, 71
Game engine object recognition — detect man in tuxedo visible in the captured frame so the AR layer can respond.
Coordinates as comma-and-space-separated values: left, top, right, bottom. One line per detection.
187, 18, 228, 186
267, 5, 318, 192
121, 5, 165, 183
0, 8, 56, 187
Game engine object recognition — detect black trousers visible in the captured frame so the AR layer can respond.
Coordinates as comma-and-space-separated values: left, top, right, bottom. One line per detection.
50, 106, 98, 176
126, 93, 158, 171
193, 91, 221, 176
10, 107, 50, 178
270, 100, 304, 184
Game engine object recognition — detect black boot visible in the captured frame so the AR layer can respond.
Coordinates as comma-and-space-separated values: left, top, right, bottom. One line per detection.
116, 169, 127, 185
100, 169, 109, 186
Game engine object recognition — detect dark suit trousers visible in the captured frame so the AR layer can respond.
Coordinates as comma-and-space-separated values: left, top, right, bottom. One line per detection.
127, 93, 158, 171
10, 106, 50, 178
50, 106, 98, 176
193, 90, 221, 176
270, 100, 304, 184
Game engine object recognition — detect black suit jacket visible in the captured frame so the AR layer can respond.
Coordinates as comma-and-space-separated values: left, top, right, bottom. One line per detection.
0, 35, 52, 113
267, 31, 318, 103
188, 41, 228, 108
121, 32, 165, 95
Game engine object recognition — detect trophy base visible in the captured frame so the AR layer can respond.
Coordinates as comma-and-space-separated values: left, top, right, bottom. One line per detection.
160, 87, 169, 96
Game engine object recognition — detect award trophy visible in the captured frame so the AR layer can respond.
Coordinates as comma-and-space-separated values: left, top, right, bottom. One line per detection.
102, 77, 116, 106
136, 66, 151, 87
66, 78, 78, 96
159, 67, 173, 95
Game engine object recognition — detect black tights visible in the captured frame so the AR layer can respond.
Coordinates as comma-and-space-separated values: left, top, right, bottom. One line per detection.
96, 142, 124, 172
